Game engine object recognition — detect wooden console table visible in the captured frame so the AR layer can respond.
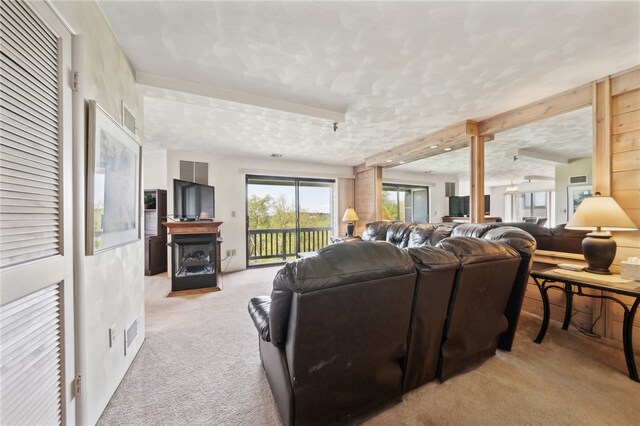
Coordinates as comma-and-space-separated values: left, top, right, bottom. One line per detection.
163, 221, 223, 293
530, 268, 640, 382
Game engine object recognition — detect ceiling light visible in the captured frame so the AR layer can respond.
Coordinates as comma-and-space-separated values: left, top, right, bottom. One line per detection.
399, 161, 406, 164
385, 159, 393, 163
270, 153, 283, 158
430, 145, 439, 149
504, 181, 519, 194
443, 147, 452, 151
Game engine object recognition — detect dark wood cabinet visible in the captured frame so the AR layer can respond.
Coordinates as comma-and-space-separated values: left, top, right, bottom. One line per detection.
144, 189, 167, 276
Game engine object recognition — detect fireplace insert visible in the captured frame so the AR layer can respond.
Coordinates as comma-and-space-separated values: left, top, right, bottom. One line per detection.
171, 233, 217, 291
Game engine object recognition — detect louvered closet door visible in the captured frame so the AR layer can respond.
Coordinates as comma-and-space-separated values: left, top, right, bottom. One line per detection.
0, 1, 75, 425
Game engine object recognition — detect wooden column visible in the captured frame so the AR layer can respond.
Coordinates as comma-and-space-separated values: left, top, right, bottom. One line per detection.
593, 78, 612, 195
354, 164, 382, 235
469, 135, 485, 223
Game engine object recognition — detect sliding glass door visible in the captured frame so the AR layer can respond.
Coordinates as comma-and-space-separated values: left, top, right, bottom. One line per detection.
382, 184, 430, 222
246, 176, 334, 266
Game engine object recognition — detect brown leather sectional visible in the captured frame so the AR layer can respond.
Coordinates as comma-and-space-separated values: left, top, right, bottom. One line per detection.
248, 223, 536, 425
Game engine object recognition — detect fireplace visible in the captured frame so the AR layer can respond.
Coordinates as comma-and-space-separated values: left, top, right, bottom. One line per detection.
171, 233, 217, 291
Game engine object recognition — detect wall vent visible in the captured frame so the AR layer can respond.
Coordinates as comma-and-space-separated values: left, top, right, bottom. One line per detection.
179, 160, 208, 185
122, 102, 136, 135
124, 319, 138, 355
569, 175, 589, 185
445, 182, 456, 197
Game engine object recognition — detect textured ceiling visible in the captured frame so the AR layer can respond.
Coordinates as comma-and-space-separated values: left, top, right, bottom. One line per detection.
98, 1, 639, 182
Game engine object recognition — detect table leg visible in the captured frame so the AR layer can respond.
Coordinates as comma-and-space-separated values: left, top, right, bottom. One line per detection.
562, 283, 573, 330
535, 284, 551, 344
622, 298, 639, 382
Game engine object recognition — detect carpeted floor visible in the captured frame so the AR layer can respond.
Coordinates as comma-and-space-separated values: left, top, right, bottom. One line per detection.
98, 267, 640, 426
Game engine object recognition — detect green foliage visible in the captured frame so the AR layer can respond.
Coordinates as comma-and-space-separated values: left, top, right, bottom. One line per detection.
247, 194, 331, 229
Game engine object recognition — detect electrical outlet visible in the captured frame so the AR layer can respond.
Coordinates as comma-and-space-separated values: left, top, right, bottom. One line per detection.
226, 249, 231, 257
231, 249, 236, 256
109, 324, 116, 348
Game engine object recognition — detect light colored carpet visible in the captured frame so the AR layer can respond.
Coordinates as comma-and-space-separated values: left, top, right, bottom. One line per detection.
98, 268, 640, 426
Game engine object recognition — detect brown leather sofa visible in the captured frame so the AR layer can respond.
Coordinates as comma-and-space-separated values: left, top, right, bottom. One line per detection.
496, 222, 587, 254
248, 226, 536, 425
362, 221, 537, 352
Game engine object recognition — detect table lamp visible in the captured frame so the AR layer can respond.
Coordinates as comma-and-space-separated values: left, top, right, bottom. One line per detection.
566, 192, 637, 274
342, 207, 359, 237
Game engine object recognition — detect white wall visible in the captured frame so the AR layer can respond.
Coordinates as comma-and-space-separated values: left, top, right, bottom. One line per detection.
143, 150, 168, 190
382, 169, 456, 223
159, 151, 354, 271
555, 157, 593, 224
51, 2, 145, 424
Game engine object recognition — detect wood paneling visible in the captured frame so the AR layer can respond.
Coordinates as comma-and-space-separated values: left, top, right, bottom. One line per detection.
611, 170, 640, 190
612, 130, 640, 153
611, 189, 640, 210
611, 151, 640, 173
612, 110, 640, 135
612, 89, 640, 115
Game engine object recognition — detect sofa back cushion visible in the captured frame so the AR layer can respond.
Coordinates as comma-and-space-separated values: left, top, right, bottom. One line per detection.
450, 223, 502, 238
269, 241, 416, 346
361, 221, 392, 241
386, 222, 416, 247
408, 223, 437, 247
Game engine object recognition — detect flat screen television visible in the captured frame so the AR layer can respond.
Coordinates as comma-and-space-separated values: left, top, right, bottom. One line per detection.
448, 195, 490, 217
173, 179, 215, 221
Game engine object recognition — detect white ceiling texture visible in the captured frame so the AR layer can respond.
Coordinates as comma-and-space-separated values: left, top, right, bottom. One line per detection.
98, 1, 640, 186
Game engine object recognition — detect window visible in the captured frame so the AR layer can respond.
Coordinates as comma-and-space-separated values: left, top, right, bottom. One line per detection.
382, 184, 429, 222
507, 190, 554, 226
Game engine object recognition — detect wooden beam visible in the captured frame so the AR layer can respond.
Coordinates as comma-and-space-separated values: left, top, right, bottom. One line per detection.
365, 121, 477, 168
593, 78, 612, 195
478, 83, 592, 136
610, 65, 640, 96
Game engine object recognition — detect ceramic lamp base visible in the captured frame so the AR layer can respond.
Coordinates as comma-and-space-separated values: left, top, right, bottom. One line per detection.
346, 223, 355, 237
582, 234, 616, 275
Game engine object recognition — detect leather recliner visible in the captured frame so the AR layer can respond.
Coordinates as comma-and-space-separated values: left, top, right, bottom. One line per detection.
435, 237, 521, 380
403, 245, 460, 391
248, 241, 417, 426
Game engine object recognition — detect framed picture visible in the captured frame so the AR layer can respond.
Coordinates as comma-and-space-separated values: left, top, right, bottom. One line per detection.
567, 184, 592, 221
87, 100, 141, 254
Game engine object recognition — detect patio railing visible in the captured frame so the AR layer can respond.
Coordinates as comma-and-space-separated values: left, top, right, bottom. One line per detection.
248, 227, 332, 262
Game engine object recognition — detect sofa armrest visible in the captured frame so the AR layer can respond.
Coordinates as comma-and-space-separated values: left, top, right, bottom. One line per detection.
248, 296, 271, 342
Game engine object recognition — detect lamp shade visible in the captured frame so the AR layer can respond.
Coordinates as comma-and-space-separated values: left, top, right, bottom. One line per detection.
342, 208, 359, 222
566, 193, 637, 231
504, 184, 519, 195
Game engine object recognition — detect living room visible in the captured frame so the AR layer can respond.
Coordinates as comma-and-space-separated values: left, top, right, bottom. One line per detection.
1, 1, 639, 425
